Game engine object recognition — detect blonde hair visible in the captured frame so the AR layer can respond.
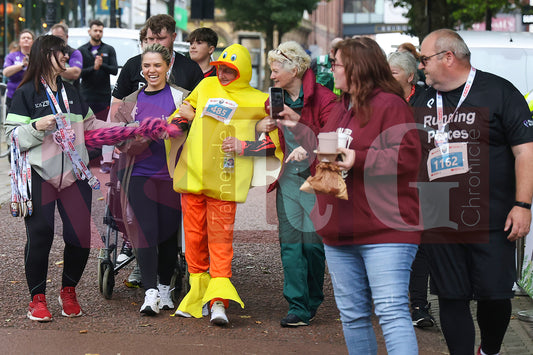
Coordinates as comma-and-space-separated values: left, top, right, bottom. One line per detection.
142, 43, 172, 65
267, 41, 310, 78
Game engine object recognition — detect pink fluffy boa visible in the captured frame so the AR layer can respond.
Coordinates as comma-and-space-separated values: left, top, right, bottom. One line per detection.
84, 117, 184, 149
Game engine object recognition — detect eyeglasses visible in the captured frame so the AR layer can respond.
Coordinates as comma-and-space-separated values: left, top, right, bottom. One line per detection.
419, 50, 448, 66
275, 49, 292, 62
331, 60, 344, 71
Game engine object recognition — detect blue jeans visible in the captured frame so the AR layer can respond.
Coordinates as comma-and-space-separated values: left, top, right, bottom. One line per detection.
325, 243, 418, 355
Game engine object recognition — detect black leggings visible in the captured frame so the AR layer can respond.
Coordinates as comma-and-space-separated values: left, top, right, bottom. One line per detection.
438, 298, 511, 355
136, 236, 178, 289
128, 176, 180, 290
24, 171, 92, 297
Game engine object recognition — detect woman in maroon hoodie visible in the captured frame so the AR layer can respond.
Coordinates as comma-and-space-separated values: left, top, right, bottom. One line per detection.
311, 37, 422, 354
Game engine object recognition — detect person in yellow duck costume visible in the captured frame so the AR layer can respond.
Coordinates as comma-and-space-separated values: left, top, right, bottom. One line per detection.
168, 44, 268, 325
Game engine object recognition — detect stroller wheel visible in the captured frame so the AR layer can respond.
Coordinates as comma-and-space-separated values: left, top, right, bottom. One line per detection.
97, 249, 107, 294
102, 261, 115, 299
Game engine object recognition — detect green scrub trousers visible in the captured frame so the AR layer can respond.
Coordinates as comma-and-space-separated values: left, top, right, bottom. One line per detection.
276, 169, 325, 322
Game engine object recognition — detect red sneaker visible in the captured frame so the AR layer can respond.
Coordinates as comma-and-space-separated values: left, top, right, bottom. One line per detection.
58, 287, 83, 317
27, 294, 52, 322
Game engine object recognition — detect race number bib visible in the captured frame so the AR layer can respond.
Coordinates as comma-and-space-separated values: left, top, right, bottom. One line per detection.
202, 98, 238, 124
427, 142, 469, 181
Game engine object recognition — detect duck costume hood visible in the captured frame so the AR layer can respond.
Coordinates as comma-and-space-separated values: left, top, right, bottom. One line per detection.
169, 43, 269, 203
210, 44, 252, 91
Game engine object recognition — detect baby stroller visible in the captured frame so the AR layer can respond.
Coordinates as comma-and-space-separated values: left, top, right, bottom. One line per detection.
97, 152, 189, 301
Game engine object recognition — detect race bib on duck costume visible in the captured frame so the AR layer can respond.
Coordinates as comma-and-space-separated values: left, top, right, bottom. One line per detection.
169, 44, 268, 319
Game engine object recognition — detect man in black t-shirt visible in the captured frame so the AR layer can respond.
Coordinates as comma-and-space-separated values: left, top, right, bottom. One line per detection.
111, 14, 203, 111
412, 29, 533, 355
78, 20, 118, 122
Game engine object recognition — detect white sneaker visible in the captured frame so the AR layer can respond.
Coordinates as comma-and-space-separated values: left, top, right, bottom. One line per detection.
140, 288, 159, 315
174, 310, 192, 318
210, 300, 228, 326
157, 284, 174, 310
116, 243, 133, 264
174, 304, 208, 318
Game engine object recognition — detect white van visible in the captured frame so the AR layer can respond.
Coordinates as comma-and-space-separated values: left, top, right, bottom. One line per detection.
457, 30, 533, 94
66, 28, 142, 89
65, 28, 190, 89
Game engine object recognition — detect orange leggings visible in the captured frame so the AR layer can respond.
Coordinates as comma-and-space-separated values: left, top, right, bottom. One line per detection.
181, 193, 236, 278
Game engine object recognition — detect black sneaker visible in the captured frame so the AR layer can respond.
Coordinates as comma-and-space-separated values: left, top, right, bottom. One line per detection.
411, 304, 435, 328
280, 314, 309, 327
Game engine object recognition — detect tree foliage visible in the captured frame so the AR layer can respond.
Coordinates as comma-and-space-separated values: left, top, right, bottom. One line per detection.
393, 0, 516, 40
216, 0, 322, 89
217, 0, 319, 38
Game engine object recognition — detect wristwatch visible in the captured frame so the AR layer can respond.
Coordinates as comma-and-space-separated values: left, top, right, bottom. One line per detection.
514, 201, 531, 210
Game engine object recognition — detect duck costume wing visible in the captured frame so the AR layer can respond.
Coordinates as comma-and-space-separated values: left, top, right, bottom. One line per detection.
172, 44, 268, 203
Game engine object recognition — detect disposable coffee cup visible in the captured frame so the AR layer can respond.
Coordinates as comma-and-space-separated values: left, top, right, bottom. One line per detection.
338, 132, 350, 149
317, 132, 338, 153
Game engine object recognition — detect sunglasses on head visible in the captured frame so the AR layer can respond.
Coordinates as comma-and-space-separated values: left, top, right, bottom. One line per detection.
275, 49, 293, 63
51, 47, 69, 55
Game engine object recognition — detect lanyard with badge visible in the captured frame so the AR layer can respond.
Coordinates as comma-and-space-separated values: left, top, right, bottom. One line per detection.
427, 67, 476, 181
40, 77, 100, 190
10, 127, 32, 217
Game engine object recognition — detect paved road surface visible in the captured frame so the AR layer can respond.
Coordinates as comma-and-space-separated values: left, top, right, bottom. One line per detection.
0, 154, 531, 354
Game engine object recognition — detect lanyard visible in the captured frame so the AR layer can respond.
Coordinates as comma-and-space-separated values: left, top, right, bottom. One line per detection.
434, 67, 476, 152
41, 77, 70, 116
10, 128, 33, 217
406, 85, 416, 103
167, 51, 175, 81
435, 67, 476, 133
40, 77, 100, 190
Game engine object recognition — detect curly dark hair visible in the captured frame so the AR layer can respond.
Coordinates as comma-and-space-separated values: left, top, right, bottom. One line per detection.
145, 14, 176, 35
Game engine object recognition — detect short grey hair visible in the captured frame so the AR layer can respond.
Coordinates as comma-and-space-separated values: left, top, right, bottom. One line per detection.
388, 51, 419, 84
431, 29, 471, 61
51, 23, 69, 36
267, 41, 310, 78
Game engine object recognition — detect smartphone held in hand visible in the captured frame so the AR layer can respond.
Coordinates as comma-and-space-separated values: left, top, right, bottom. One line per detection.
269, 87, 284, 119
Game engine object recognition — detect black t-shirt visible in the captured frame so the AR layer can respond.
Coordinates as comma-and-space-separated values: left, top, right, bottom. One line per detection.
412, 69, 533, 242
78, 42, 118, 102
112, 51, 203, 100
